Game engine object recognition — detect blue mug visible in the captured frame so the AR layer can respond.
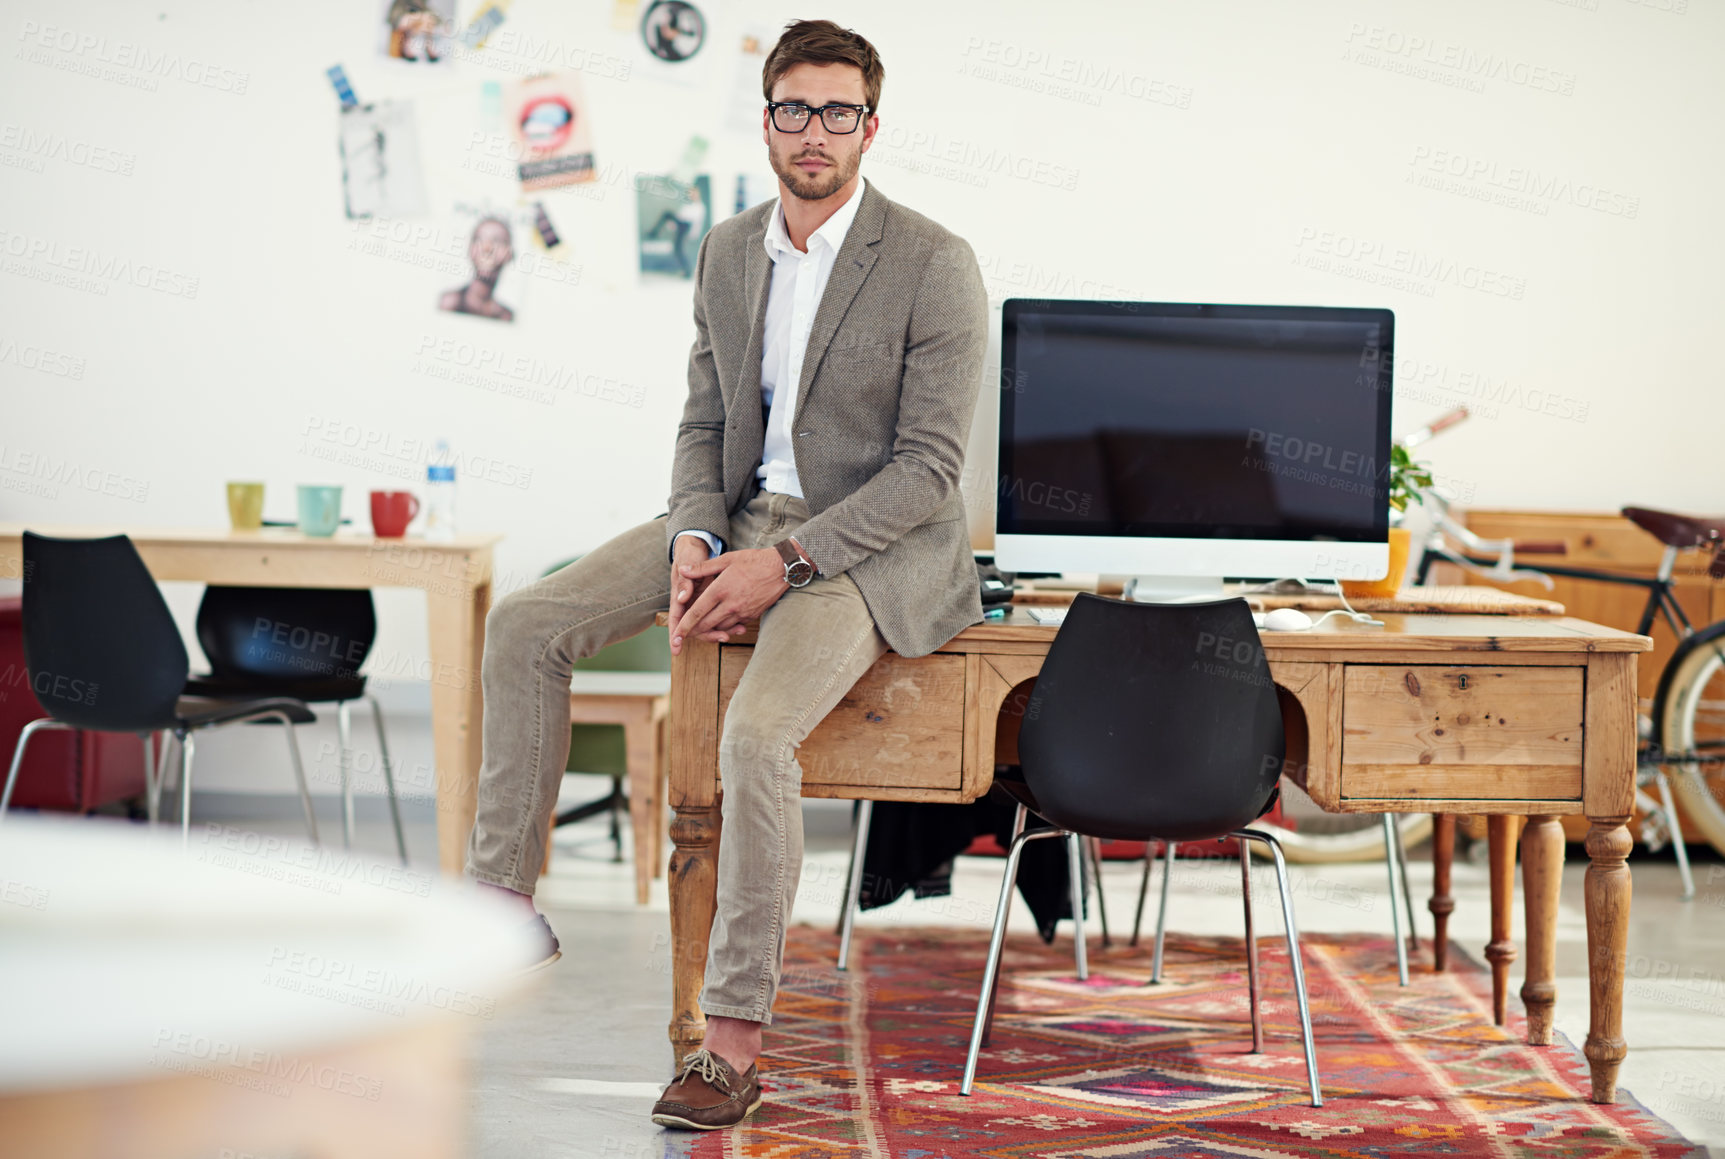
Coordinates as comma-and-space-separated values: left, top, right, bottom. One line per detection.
296, 484, 343, 537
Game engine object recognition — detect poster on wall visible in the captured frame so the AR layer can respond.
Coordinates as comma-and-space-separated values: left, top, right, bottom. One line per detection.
377, 0, 455, 62
505, 72, 598, 191
338, 100, 429, 219
438, 202, 528, 322
634, 0, 712, 89
732, 173, 774, 217
636, 174, 711, 280
726, 25, 774, 134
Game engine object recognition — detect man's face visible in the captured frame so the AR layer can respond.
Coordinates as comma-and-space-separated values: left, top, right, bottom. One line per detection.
763, 61, 874, 202
469, 219, 513, 280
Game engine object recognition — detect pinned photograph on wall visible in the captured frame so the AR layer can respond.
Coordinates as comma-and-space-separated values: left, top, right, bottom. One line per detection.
732, 172, 774, 217
641, 1, 705, 62
636, 174, 710, 280
531, 202, 562, 250
378, 0, 454, 62
438, 203, 527, 322
459, 0, 509, 49
726, 26, 774, 134
339, 100, 429, 219
505, 72, 597, 191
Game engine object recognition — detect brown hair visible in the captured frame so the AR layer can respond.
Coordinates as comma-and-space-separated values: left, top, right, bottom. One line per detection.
761, 19, 884, 117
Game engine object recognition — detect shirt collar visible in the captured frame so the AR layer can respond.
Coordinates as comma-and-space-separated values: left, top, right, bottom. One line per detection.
763, 175, 867, 262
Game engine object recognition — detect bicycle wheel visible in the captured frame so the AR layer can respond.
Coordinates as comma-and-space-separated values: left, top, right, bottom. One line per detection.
1659, 623, 1725, 856
1258, 779, 1434, 863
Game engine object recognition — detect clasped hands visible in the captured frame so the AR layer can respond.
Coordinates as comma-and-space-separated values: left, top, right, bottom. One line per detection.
667, 536, 810, 656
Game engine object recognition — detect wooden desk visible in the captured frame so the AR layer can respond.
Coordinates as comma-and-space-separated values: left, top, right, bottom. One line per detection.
663, 606, 1652, 1103
0, 526, 499, 874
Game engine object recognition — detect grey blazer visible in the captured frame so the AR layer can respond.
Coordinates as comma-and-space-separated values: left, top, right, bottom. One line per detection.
666, 179, 990, 659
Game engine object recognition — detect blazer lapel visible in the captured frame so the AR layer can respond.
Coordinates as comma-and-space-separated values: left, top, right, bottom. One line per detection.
731, 209, 775, 417
793, 180, 887, 418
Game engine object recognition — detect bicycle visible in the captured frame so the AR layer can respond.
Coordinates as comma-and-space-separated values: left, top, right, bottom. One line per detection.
1409, 419, 1725, 898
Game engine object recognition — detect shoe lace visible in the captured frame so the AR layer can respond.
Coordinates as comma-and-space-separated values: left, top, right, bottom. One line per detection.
675, 1049, 729, 1091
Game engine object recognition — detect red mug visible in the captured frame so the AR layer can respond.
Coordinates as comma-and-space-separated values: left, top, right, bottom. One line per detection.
370, 491, 421, 538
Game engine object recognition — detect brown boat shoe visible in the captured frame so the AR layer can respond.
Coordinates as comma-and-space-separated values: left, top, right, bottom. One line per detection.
650, 1048, 762, 1130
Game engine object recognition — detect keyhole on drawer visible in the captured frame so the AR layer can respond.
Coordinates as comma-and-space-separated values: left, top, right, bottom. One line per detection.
1458, 674, 1468, 690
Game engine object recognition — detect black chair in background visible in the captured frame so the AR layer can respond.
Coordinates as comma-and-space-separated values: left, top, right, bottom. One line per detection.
187, 585, 407, 864
960, 593, 1323, 1106
0, 533, 318, 847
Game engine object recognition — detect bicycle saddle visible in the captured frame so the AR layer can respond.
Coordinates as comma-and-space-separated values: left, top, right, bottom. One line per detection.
1622, 506, 1725, 550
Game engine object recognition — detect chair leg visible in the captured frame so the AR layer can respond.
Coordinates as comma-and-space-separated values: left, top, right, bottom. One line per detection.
1088, 836, 1111, 949
336, 701, 355, 850
1130, 842, 1154, 947
836, 799, 875, 971
1066, 832, 1089, 981
1, 718, 73, 824
1654, 769, 1696, 900
1240, 837, 1263, 1052
1398, 822, 1421, 957
148, 730, 173, 824
1383, 814, 1409, 986
609, 776, 625, 864
1236, 828, 1323, 1108
365, 696, 408, 866
178, 732, 197, 850
961, 821, 1068, 1096
1151, 840, 1176, 983
981, 803, 1031, 1048
276, 715, 318, 846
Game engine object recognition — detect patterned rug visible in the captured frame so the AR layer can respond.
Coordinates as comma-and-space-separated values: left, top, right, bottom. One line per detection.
676, 925, 1702, 1158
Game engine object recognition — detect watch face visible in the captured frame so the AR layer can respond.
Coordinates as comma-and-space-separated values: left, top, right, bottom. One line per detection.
786, 560, 815, 587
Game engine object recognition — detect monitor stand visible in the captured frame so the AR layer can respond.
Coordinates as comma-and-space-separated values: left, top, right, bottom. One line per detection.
1124, 575, 1226, 604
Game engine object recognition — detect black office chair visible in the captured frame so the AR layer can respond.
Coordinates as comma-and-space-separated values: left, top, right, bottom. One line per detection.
0, 533, 318, 848
960, 593, 1323, 1107
187, 586, 407, 863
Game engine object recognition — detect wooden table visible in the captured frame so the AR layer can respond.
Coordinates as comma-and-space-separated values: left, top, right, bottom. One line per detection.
0, 526, 499, 874
663, 606, 1651, 1103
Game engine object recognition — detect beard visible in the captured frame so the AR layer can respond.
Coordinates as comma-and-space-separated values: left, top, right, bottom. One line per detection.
769, 141, 860, 202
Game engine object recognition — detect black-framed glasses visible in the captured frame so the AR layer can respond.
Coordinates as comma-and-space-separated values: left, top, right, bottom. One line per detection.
767, 101, 869, 134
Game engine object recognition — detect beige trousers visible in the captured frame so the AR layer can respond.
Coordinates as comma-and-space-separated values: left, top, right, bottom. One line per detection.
465, 487, 888, 1022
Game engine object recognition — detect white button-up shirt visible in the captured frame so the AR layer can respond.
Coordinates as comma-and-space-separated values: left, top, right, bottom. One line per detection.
676, 176, 867, 558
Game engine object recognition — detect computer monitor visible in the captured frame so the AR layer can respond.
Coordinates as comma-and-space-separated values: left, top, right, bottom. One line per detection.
994, 299, 1394, 598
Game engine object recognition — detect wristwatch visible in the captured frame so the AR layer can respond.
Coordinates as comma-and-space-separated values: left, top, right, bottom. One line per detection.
774, 539, 815, 588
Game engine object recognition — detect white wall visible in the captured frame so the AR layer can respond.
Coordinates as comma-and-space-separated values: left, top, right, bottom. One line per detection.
3, 0, 1717, 792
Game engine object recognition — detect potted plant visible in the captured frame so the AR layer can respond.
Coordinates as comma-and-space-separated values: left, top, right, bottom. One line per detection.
1340, 444, 1434, 599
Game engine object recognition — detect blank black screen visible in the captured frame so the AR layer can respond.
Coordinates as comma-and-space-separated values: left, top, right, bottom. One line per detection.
997, 301, 1393, 541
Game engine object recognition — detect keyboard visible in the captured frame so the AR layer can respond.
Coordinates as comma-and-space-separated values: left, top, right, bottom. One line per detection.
1026, 606, 1067, 626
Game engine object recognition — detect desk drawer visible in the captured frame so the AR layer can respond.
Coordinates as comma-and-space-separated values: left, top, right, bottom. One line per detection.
1340, 665, 1584, 800
717, 649, 966, 791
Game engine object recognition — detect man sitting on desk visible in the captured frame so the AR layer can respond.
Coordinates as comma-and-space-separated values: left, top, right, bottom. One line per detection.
463, 18, 989, 1131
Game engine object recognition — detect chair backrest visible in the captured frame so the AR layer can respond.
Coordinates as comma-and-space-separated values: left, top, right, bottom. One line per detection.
1017, 593, 1284, 842
543, 557, 671, 673
197, 586, 377, 683
21, 532, 188, 732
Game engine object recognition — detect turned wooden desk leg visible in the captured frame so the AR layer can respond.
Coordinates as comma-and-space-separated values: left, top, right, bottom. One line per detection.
1583, 651, 1636, 1103
428, 582, 489, 877
1520, 814, 1565, 1045
1429, 814, 1455, 972
667, 638, 722, 1068
625, 715, 659, 906
1485, 815, 1521, 1026
1583, 816, 1631, 1102
668, 801, 721, 1067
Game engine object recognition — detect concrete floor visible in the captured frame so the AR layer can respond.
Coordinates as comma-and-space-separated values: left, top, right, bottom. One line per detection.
230, 786, 1725, 1158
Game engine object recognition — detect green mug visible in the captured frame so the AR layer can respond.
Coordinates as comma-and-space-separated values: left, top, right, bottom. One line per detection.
296, 484, 343, 537
226, 481, 264, 531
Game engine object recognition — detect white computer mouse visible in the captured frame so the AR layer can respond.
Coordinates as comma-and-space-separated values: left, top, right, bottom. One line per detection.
1261, 608, 1315, 632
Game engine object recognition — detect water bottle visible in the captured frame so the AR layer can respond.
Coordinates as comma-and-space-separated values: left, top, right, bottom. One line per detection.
425, 438, 457, 542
